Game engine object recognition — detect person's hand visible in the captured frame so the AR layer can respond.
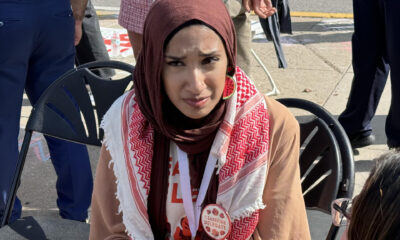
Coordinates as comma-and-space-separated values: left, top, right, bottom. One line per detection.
74, 19, 83, 46
242, 0, 277, 18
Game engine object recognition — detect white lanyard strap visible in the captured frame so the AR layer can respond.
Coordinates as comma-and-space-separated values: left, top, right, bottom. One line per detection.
177, 146, 217, 239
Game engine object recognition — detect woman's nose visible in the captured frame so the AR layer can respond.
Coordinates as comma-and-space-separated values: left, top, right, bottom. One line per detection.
187, 68, 206, 94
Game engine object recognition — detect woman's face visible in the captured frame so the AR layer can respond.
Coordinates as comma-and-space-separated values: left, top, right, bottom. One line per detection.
162, 24, 228, 119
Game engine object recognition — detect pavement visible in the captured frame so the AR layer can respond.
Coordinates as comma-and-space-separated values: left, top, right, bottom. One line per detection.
6, 9, 392, 239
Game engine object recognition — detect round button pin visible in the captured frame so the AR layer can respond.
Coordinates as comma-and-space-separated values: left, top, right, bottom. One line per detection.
201, 204, 231, 239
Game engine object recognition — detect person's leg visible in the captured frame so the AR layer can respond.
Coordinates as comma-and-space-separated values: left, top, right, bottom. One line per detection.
338, 0, 389, 147
128, 30, 143, 60
383, 0, 400, 148
0, 1, 34, 223
119, 0, 152, 60
75, 0, 115, 78
224, 0, 252, 75
25, 1, 93, 221
232, 13, 252, 75
44, 138, 92, 221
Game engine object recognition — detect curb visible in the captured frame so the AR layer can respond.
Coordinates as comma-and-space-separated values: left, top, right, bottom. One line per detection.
96, 10, 118, 16
95, 6, 120, 11
291, 11, 353, 19
95, 8, 354, 19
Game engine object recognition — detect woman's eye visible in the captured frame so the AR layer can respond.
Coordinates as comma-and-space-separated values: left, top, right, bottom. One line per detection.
202, 56, 219, 65
167, 61, 184, 66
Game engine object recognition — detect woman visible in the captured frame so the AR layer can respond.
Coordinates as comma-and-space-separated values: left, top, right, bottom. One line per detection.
90, 0, 310, 239
336, 151, 400, 240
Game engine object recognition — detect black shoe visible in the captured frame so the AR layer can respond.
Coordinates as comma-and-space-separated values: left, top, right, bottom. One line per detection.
349, 133, 375, 149
389, 146, 400, 152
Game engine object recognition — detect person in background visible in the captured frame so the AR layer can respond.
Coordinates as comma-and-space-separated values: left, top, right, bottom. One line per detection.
332, 151, 400, 240
89, 0, 309, 239
118, 0, 154, 60
0, 0, 93, 223
338, 0, 400, 151
75, 0, 115, 78
225, 0, 276, 74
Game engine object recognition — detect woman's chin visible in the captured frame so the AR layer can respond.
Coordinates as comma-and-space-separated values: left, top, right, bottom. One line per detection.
183, 110, 210, 120
179, 106, 212, 119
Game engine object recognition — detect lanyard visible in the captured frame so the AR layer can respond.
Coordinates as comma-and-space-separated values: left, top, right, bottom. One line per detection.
176, 145, 217, 239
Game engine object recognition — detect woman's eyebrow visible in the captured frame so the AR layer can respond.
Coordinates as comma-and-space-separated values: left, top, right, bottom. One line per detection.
164, 55, 185, 60
199, 50, 219, 57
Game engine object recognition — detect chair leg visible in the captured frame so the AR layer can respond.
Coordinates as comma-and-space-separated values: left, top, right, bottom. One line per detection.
251, 49, 280, 96
1, 131, 33, 227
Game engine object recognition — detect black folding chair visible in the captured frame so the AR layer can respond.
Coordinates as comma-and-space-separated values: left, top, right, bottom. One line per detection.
0, 60, 134, 232
277, 98, 354, 240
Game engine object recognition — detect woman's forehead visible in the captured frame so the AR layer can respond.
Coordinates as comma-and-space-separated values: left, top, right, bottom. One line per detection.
164, 25, 225, 56
144, 0, 231, 42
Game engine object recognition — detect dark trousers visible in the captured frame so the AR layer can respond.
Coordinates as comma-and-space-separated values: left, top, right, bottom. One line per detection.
75, 0, 114, 78
0, 0, 93, 222
338, 0, 400, 148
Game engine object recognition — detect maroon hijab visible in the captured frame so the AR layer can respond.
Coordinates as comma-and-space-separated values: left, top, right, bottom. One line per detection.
132, 0, 237, 238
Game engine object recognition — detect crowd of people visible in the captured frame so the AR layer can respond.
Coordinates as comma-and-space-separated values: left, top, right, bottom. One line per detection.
0, 0, 399, 239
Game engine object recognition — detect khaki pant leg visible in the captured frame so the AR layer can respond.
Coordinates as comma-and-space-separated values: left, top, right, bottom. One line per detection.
223, 0, 252, 75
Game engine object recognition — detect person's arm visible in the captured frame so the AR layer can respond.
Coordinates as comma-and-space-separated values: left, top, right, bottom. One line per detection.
340, 224, 349, 240
254, 97, 311, 239
89, 145, 129, 240
242, 0, 276, 18
70, 0, 88, 45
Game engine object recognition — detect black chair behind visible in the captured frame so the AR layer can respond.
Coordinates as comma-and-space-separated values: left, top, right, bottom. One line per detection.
277, 98, 354, 240
1, 60, 134, 228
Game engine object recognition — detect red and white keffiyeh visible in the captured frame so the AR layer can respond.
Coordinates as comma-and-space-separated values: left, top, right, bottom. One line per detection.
101, 67, 270, 239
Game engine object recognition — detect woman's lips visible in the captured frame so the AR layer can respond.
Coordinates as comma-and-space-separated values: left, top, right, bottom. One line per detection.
184, 97, 209, 108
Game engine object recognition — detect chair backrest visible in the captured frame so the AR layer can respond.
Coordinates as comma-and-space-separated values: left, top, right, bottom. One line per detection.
298, 117, 341, 212
1, 60, 134, 227
277, 98, 354, 240
27, 60, 134, 146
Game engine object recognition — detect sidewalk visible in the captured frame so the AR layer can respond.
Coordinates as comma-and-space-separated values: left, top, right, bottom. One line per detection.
16, 11, 391, 222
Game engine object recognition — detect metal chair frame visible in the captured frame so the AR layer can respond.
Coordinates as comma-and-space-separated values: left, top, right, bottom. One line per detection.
277, 98, 355, 240
251, 49, 280, 96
